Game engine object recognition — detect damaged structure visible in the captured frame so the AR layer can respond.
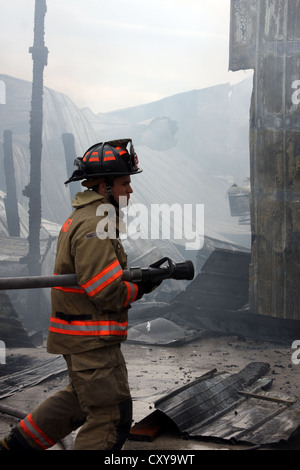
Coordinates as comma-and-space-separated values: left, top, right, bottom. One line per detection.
230, 0, 300, 321
129, 362, 300, 447
128, 0, 300, 346
126, 0, 300, 447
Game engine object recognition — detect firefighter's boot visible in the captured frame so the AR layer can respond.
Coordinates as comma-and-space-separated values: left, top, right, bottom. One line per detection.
0, 427, 34, 450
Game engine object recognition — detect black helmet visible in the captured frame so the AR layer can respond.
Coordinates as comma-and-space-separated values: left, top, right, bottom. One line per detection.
65, 138, 142, 184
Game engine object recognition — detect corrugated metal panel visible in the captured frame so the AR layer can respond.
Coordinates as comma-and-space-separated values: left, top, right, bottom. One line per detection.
174, 248, 250, 311
154, 362, 300, 446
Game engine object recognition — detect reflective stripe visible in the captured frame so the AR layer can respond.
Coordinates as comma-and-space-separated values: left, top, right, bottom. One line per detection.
104, 150, 116, 161
52, 273, 85, 294
20, 414, 55, 450
104, 156, 116, 161
116, 147, 127, 156
61, 218, 73, 232
123, 281, 138, 307
49, 316, 128, 336
52, 260, 122, 297
81, 260, 122, 297
52, 285, 85, 294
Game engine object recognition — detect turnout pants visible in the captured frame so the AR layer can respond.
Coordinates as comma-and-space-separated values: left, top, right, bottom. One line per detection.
16, 344, 132, 450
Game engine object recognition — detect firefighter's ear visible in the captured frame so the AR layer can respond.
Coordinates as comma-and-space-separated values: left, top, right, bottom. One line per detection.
98, 180, 107, 196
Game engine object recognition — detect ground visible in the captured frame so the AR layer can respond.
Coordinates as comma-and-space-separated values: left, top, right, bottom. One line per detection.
0, 333, 299, 451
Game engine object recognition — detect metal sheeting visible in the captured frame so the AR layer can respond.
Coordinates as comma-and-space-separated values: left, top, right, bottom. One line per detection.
0, 291, 34, 348
172, 248, 300, 343
173, 248, 251, 312
154, 362, 300, 445
127, 318, 205, 346
0, 351, 66, 399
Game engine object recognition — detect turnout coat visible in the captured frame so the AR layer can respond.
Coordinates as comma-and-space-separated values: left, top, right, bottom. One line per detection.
47, 190, 139, 355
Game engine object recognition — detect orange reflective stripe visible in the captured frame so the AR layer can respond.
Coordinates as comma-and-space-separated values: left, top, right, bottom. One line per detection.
81, 260, 122, 297
49, 317, 128, 336
104, 150, 116, 161
52, 285, 85, 294
115, 147, 127, 156
52, 261, 123, 297
20, 414, 55, 449
52, 273, 85, 294
104, 156, 116, 161
84, 151, 99, 162
62, 218, 73, 233
123, 281, 138, 307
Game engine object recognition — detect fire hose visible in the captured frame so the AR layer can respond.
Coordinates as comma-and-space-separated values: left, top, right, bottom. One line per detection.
0, 258, 194, 290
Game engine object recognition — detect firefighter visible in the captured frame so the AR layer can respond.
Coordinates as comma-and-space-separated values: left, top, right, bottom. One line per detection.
0, 139, 153, 450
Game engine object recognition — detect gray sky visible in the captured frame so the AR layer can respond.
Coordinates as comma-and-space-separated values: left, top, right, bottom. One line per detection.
1, 0, 252, 113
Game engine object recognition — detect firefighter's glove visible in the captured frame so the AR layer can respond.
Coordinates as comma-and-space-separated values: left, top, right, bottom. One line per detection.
138, 280, 162, 296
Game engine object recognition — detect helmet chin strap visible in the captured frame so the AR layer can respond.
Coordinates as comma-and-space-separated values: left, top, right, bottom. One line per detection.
105, 177, 118, 207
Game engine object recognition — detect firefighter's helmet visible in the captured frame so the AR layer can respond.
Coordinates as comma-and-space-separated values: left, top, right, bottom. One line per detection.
64, 138, 142, 184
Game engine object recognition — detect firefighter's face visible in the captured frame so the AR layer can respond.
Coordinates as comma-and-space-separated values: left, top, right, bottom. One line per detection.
111, 175, 133, 206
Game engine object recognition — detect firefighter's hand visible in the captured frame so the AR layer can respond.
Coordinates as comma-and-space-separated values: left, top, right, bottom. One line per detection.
139, 281, 162, 295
